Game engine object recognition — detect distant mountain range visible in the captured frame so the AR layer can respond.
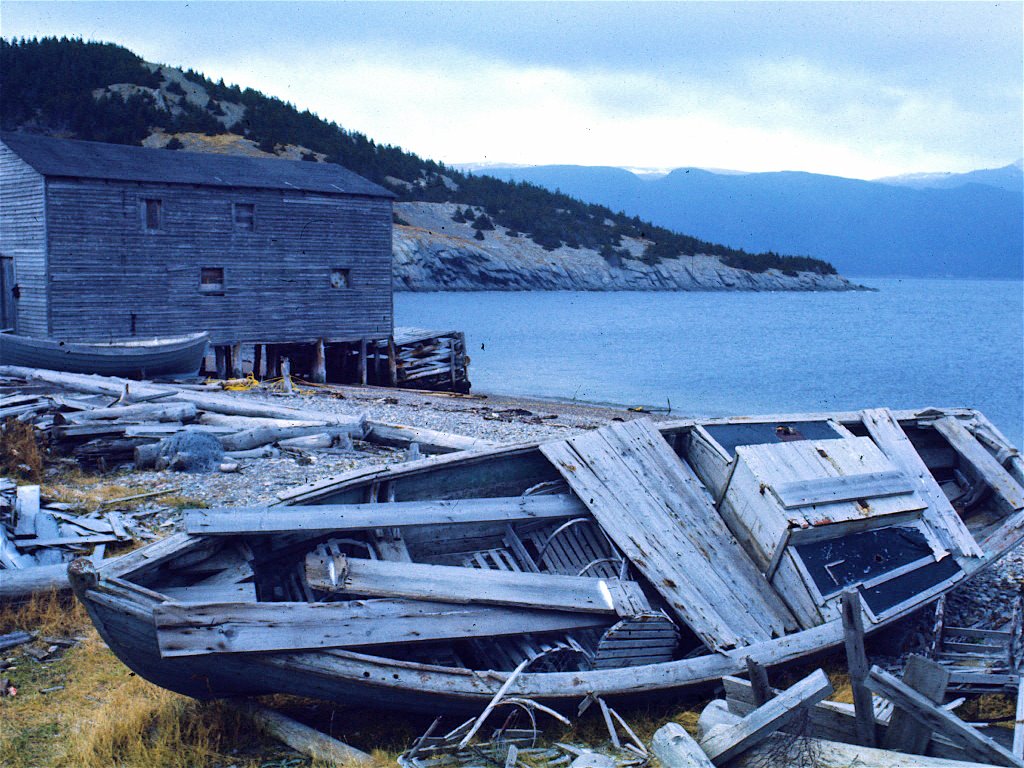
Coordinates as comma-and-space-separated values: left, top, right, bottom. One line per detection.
466, 162, 1023, 278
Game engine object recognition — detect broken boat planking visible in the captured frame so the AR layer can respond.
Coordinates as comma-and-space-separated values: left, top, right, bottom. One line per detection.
68, 406, 1024, 713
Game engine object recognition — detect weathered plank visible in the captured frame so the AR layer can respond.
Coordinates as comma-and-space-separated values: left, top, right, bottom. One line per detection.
883, 654, 950, 753
186, 494, 585, 535
154, 599, 611, 657
842, 589, 877, 747
866, 665, 1024, 767
305, 554, 650, 617
698, 668, 833, 763
541, 419, 794, 651
226, 700, 371, 765
933, 416, 1024, 513
1014, 678, 1023, 760
861, 408, 983, 558
772, 469, 914, 509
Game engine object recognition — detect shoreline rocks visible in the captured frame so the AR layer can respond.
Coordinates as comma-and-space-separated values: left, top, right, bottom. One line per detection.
393, 202, 865, 293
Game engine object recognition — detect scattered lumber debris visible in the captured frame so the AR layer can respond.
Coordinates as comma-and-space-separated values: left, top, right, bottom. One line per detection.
0, 478, 132, 599
929, 594, 1024, 695
0, 365, 492, 473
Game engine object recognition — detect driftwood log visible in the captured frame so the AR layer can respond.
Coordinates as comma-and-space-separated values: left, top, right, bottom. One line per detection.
0, 563, 70, 600
224, 700, 370, 765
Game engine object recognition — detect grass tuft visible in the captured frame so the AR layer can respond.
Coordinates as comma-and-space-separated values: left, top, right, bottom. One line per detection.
1, 417, 45, 482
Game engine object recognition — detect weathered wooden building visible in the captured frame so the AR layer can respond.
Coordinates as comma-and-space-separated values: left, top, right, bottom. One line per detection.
0, 131, 396, 381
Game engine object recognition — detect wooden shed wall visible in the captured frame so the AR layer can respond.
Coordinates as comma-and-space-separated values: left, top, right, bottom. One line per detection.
44, 178, 393, 344
0, 141, 48, 336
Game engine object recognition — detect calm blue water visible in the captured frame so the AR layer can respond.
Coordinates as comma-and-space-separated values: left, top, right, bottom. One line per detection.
395, 278, 1024, 447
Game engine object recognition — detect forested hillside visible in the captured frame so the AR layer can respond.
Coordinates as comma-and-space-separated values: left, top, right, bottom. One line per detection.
0, 37, 838, 277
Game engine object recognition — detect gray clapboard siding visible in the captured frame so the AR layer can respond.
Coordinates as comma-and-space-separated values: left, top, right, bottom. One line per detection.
540, 418, 796, 651
861, 409, 984, 558
304, 554, 650, 616
185, 494, 585, 535
154, 599, 611, 657
0, 141, 48, 335
44, 179, 392, 344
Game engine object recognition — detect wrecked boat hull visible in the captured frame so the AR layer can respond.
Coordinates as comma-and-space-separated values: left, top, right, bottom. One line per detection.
71, 407, 1024, 713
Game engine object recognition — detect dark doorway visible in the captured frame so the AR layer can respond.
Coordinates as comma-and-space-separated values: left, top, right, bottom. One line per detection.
0, 257, 16, 332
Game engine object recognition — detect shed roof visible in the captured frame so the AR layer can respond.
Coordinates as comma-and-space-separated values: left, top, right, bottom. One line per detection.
0, 132, 395, 198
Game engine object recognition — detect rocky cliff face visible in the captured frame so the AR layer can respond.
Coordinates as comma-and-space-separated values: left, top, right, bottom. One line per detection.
393, 203, 861, 292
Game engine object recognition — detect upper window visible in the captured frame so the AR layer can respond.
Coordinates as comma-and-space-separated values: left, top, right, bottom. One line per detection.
142, 199, 162, 231
199, 267, 225, 294
233, 203, 255, 231
330, 268, 351, 289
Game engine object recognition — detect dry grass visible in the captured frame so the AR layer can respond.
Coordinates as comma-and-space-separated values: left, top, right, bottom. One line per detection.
42, 467, 205, 513
0, 597, 310, 767
0, 417, 45, 483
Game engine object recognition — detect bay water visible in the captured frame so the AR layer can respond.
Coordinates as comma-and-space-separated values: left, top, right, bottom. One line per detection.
395, 278, 1024, 446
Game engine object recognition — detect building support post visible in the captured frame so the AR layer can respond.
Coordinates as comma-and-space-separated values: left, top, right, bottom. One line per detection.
214, 346, 227, 380
312, 339, 327, 384
358, 339, 368, 386
387, 336, 398, 387
230, 343, 244, 379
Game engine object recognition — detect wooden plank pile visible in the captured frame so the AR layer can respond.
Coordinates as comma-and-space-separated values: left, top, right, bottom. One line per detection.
0, 478, 132, 599
928, 595, 1024, 695
388, 328, 470, 393
0, 365, 489, 472
664, 592, 1024, 767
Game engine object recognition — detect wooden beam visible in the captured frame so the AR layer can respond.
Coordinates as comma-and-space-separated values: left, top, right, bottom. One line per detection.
186, 494, 585, 536
358, 339, 367, 386
312, 339, 327, 384
771, 470, 914, 509
154, 599, 611, 657
230, 343, 243, 379
883, 654, 950, 754
650, 723, 716, 768
1014, 678, 1024, 760
861, 408, 983, 558
305, 554, 649, 617
387, 336, 398, 387
698, 668, 833, 764
933, 416, 1024, 513
745, 657, 772, 707
866, 665, 1024, 767
842, 589, 877, 747
226, 700, 371, 765
364, 421, 497, 454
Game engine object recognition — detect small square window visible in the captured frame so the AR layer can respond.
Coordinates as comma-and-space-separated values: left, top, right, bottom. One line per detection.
142, 199, 162, 230
330, 268, 351, 289
234, 203, 255, 231
200, 267, 224, 293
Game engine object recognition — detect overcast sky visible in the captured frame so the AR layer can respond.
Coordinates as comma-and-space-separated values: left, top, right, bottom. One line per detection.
2, 1, 1021, 179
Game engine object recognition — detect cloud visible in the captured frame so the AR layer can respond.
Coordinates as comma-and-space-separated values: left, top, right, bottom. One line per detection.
198, 42, 1017, 178
3, 1, 1021, 177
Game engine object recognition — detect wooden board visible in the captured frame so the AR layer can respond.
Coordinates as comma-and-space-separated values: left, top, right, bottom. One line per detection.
154, 599, 611, 657
540, 419, 795, 651
861, 408, 983, 558
185, 494, 585, 536
305, 554, 650, 617
773, 470, 915, 509
933, 416, 1024, 513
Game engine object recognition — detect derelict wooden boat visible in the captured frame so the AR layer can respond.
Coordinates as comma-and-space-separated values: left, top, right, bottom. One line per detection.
70, 407, 1024, 714
0, 332, 208, 378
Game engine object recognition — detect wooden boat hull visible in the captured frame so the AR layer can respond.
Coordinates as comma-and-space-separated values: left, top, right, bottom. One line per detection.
0, 332, 208, 378
72, 407, 1024, 714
